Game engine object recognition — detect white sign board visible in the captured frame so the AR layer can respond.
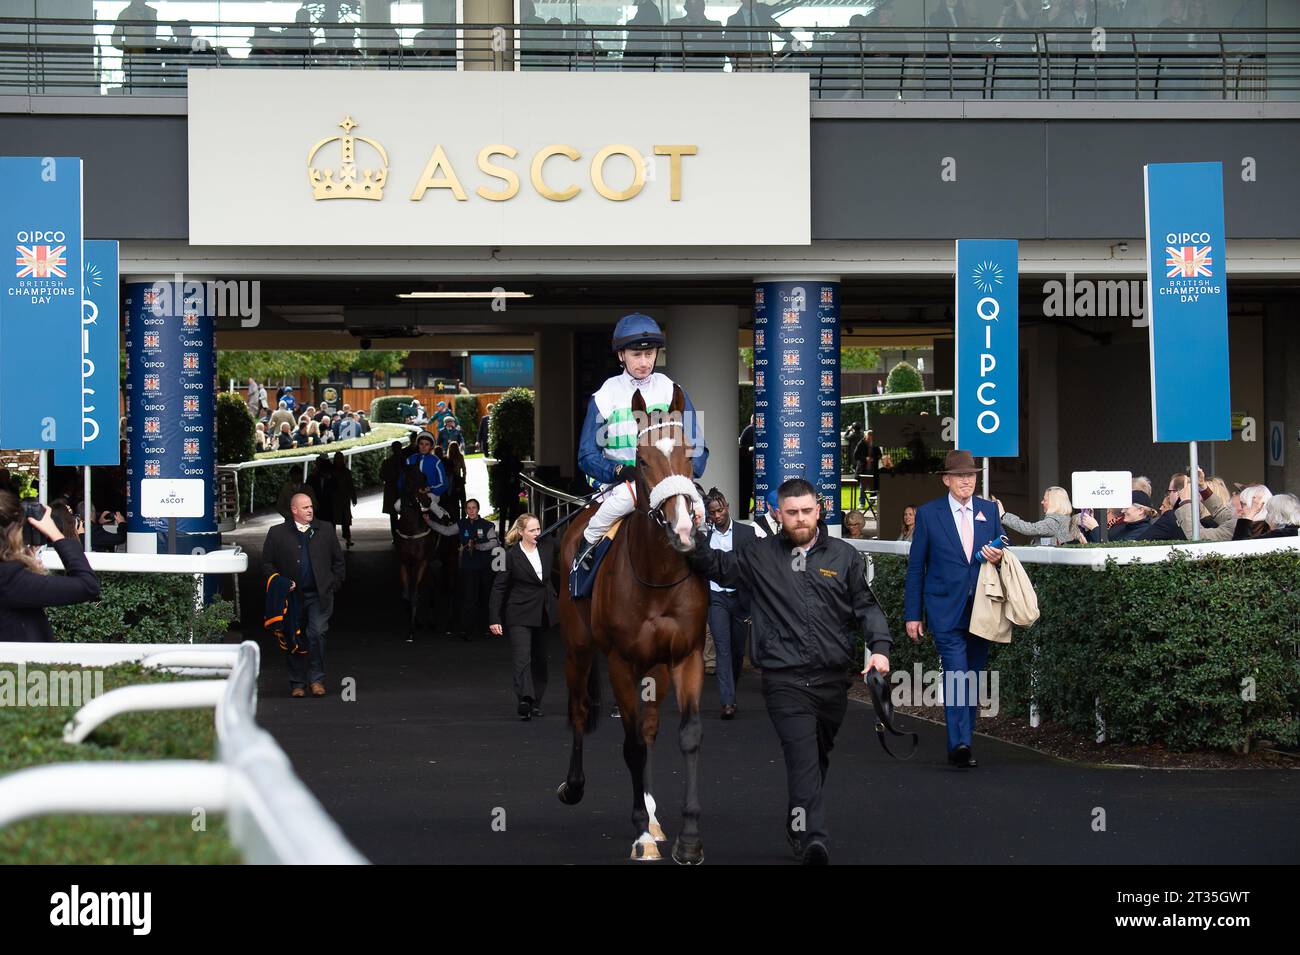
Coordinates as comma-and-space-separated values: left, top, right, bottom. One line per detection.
188, 70, 811, 247
1071, 471, 1133, 509
140, 479, 207, 519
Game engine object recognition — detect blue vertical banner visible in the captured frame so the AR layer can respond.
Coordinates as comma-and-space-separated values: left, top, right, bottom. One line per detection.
0, 156, 84, 450
1144, 162, 1231, 442
954, 239, 1019, 458
123, 280, 217, 554
56, 240, 120, 467
752, 280, 840, 526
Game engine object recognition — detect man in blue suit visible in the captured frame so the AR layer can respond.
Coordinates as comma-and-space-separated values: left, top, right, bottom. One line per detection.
903, 450, 1005, 768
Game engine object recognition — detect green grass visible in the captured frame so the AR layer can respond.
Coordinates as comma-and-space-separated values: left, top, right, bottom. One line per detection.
253, 423, 409, 461
0, 663, 241, 864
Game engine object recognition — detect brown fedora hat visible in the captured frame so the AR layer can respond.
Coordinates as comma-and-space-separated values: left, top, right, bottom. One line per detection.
940, 450, 980, 475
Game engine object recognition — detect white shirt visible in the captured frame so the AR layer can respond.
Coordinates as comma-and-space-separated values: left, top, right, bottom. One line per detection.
522, 543, 543, 580
708, 520, 735, 594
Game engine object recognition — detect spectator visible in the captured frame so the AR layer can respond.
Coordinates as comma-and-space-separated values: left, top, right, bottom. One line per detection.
492, 441, 524, 541
0, 494, 100, 641
247, 377, 267, 418
842, 509, 866, 539
898, 504, 917, 542
307, 454, 336, 527
994, 486, 1080, 545
457, 498, 498, 639
1081, 490, 1157, 541
357, 411, 372, 435
446, 441, 468, 521
331, 451, 357, 548
1138, 473, 1213, 541
852, 429, 881, 509
270, 400, 295, 435
261, 492, 346, 698
293, 418, 314, 448
277, 421, 295, 450
317, 418, 335, 445
379, 441, 406, 541
332, 405, 352, 439
757, 487, 782, 537
477, 404, 493, 454
1260, 493, 1300, 538
702, 488, 761, 720
276, 466, 316, 521
1231, 484, 1273, 540
438, 414, 464, 452
489, 513, 555, 721
337, 412, 360, 441
255, 421, 269, 450
280, 387, 297, 412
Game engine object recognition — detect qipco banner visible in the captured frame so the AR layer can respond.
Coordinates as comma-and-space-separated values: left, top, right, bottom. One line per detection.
56, 240, 121, 467
124, 280, 217, 554
752, 280, 840, 526
954, 239, 1019, 458
1143, 162, 1231, 443
0, 156, 84, 451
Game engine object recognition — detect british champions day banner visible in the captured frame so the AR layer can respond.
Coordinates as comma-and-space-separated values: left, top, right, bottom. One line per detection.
57, 240, 121, 467
1143, 162, 1231, 443
954, 239, 1019, 458
752, 281, 840, 524
0, 156, 84, 451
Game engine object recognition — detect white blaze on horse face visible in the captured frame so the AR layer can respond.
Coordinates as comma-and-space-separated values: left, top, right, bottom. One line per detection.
655, 435, 675, 459
673, 494, 693, 544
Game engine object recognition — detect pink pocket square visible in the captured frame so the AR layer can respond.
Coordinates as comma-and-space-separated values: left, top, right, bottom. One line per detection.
975, 511, 988, 522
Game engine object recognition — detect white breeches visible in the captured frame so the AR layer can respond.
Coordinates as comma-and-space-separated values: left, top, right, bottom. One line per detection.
584, 482, 635, 544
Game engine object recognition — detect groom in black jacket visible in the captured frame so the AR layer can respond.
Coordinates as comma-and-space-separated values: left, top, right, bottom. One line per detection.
261, 492, 345, 698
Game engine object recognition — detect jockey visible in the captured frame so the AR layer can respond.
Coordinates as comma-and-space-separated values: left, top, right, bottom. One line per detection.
400, 431, 450, 519
575, 313, 709, 571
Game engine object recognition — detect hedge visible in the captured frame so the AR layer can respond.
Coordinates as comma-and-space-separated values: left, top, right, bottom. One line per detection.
47, 573, 234, 643
453, 395, 480, 447
867, 549, 1300, 751
370, 394, 415, 424
216, 392, 257, 465
235, 441, 392, 515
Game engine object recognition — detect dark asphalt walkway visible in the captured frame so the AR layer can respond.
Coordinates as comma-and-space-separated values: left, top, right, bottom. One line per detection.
232, 519, 1300, 865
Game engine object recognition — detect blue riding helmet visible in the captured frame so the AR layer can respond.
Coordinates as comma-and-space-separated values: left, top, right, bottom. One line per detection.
767, 488, 781, 511
611, 313, 665, 353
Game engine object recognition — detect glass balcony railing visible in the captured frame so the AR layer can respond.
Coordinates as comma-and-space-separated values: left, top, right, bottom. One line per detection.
0, 16, 1295, 100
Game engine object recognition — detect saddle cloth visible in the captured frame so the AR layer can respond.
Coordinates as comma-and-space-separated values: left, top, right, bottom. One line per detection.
567, 517, 625, 600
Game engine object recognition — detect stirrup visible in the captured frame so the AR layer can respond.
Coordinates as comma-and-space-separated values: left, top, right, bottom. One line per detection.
575, 537, 600, 571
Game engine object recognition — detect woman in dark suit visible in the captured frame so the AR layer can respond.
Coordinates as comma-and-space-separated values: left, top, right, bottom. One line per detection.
488, 512, 556, 721
0, 492, 100, 641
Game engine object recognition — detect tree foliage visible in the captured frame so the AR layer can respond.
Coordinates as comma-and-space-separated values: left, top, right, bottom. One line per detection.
216, 350, 409, 384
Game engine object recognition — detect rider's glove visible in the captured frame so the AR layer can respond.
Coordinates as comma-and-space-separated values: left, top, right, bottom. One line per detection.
615, 464, 640, 484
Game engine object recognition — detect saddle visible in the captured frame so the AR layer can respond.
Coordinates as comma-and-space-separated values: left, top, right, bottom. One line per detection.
568, 517, 625, 600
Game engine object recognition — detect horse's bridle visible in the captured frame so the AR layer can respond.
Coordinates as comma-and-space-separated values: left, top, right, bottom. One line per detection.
627, 419, 702, 590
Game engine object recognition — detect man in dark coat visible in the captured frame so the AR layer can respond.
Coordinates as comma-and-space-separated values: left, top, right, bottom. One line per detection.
260, 492, 346, 697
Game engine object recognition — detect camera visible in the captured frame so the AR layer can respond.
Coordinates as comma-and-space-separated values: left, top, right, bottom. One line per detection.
21, 501, 46, 548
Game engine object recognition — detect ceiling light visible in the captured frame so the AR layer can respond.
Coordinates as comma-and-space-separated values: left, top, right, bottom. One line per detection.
397, 291, 533, 300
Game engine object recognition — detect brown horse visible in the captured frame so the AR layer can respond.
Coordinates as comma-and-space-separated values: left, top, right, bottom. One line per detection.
556, 384, 709, 864
394, 464, 460, 642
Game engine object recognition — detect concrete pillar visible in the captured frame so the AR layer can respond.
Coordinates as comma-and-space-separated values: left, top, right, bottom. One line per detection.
462, 0, 512, 71
1030, 324, 1059, 499
664, 305, 740, 511
534, 326, 575, 480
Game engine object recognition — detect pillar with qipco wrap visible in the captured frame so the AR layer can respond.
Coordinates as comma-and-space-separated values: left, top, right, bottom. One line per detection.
752, 278, 841, 534
123, 280, 219, 573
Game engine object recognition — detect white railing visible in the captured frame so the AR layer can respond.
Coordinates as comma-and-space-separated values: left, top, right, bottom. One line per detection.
846, 533, 1300, 567
0, 640, 367, 865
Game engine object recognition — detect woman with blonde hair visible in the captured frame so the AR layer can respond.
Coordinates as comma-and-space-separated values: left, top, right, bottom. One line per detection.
0, 491, 100, 641
842, 509, 866, 540
898, 504, 917, 542
488, 513, 556, 721
993, 486, 1079, 545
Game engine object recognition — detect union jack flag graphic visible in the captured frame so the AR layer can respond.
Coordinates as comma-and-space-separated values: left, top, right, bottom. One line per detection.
144, 460, 161, 477
820, 330, 834, 347
183, 353, 199, 371
821, 413, 834, 429
142, 288, 160, 307
755, 413, 764, 429
183, 312, 199, 327
783, 392, 800, 409
183, 397, 200, 414
1166, 245, 1213, 279
783, 435, 800, 451
144, 417, 161, 435
820, 372, 834, 388
144, 374, 160, 393
820, 287, 834, 305
143, 332, 160, 349
782, 351, 799, 368
782, 311, 799, 326
184, 439, 200, 456
754, 330, 764, 348
755, 371, 764, 388
15, 245, 66, 279
821, 454, 835, 471
754, 288, 765, 306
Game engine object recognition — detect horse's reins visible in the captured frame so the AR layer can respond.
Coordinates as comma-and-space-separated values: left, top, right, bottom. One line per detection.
864, 667, 919, 760
624, 419, 699, 590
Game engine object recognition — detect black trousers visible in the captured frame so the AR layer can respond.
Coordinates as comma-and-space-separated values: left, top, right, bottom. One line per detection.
507, 624, 549, 705
458, 565, 491, 636
761, 668, 850, 849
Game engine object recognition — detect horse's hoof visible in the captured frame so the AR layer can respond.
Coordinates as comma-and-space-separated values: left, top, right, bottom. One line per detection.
671, 838, 704, 866
556, 782, 584, 806
649, 821, 668, 843
630, 835, 661, 861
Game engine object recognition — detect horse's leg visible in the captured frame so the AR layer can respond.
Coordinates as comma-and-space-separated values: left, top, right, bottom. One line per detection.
557, 646, 594, 806
399, 560, 414, 642
670, 649, 705, 865
641, 664, 669, 843
607, 651, 658, 861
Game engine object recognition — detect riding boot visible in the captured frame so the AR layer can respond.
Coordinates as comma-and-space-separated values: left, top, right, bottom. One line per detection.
576, 536, 602, 573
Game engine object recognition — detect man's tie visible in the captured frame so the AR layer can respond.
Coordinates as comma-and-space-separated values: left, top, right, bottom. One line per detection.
960, 505, 974, 562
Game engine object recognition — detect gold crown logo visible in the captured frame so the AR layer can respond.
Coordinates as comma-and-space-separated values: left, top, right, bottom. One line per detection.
307, 115, 389, 201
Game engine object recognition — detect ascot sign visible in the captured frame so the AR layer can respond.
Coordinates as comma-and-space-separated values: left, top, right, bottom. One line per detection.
188, 70, 810, 247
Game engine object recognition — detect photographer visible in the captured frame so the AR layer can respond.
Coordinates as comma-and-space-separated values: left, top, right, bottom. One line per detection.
0, 491, 101, 642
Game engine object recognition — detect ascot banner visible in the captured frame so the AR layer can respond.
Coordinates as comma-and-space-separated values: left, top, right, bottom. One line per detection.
1143, 162, 1231, 443
752, 280, 840, 526
56, 240, 120, 467
954, 239, 1019, 458
123, 281, 217, 555
187, 70, 810, 247
0, 156, 84, 451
